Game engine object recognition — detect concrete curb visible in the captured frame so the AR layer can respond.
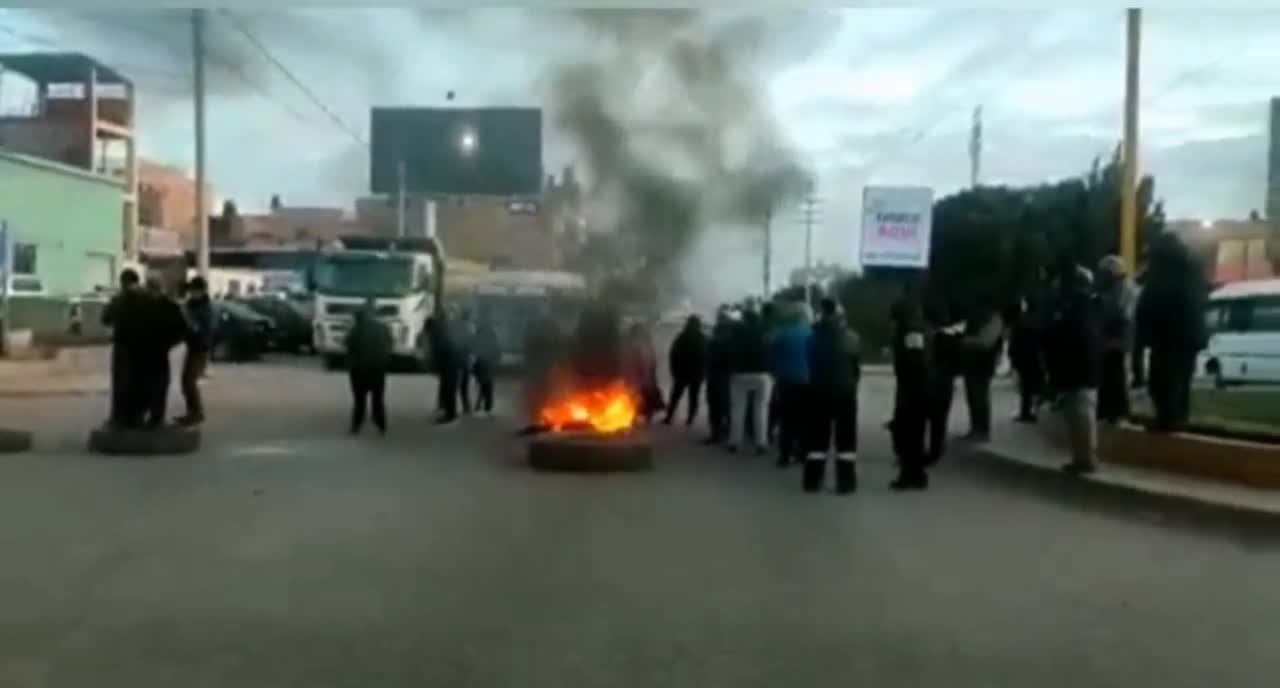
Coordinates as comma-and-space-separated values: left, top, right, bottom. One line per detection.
0, 387, 108, 399
967, 446, 1280, 542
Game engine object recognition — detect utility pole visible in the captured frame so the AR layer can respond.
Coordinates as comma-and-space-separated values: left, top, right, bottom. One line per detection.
396, 160, 407, 238
763, 204, 773, 299
192, 9, 209, 278
969, 105, 983, 189
800, 194, 821, 302
1120, 8, 1142, 274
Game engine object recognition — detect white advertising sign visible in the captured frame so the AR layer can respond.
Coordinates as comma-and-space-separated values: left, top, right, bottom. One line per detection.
860, 186, 933, 268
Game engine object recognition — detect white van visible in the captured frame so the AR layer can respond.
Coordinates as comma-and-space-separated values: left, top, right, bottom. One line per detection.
1200, 278, 1280, 386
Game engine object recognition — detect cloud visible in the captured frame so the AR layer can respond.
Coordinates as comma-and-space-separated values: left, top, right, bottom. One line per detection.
1, 6, 1276, 277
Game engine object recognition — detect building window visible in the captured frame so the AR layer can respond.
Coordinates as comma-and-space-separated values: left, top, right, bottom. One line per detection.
13, 243, 37, 274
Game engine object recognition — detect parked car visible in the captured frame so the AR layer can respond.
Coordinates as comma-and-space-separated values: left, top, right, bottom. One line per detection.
211, 300, 276, 362
241, 295, 313, 354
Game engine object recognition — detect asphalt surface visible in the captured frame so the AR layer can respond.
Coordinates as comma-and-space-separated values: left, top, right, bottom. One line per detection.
0, 357, 1276, 687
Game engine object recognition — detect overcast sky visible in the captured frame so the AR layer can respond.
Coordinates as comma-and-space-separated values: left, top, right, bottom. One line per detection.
3, 6, 1280, 298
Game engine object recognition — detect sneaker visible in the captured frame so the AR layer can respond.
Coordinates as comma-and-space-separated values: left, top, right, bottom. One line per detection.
726, 444, 739, 454
435, 415, 458, 426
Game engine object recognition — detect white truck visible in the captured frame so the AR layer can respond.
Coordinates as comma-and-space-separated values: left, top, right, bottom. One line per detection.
312, 248, 439, 370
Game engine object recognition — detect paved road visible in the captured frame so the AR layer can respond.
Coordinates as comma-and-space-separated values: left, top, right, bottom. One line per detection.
0, 358, 1276, 687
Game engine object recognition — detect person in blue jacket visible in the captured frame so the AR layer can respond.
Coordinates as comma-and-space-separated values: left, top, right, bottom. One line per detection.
769, 301, 812, 467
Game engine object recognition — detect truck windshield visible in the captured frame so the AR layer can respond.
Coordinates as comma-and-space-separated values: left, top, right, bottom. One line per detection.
315, 255, 415, 297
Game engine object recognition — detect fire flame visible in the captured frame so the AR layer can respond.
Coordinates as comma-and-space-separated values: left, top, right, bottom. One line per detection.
539, 381, 638, 434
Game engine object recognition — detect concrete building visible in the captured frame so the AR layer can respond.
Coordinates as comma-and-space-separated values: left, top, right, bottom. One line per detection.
0, 149, 123, 295
1169, 218, 1276, 285
137, 159, 214, 249
0, 53, 138, 258
214, 202, 375, 248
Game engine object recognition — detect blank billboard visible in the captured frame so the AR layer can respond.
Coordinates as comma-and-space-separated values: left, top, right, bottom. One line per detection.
370, 107, 542, 197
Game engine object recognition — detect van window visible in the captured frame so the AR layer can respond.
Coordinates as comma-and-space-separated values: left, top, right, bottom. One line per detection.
1251, 297, 1280, 332
1223, 298, 1253, 332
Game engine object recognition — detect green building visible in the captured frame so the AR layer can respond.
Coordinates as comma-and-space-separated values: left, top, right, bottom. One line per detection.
0, 149, 122, 295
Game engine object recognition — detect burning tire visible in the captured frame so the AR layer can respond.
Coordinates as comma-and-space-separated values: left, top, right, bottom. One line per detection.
88, 426, 201, 456
528, 431, 653, 472
0, 428, 33, 454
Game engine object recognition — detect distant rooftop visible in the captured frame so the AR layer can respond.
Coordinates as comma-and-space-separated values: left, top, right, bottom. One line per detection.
0, 52, 130, 86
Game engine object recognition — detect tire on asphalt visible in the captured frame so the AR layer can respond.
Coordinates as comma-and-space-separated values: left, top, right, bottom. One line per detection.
0, 428, 33, 454
528, 432, 654, 472
87, 426, 201, 456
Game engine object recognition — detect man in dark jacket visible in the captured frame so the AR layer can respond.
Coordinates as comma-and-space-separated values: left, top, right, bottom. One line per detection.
346, 297, 393, 435
665, 315, 707, 426
704, 307, 735, 444
429, 311, 460, 424
102, 268, 148, 428
769, 302, 812, 466
804, 298, 861, 494
1136, 235, 1207, 433
1046, 266, 1104, 474
728, 306, 771, 454
140, 277, 189, 429
472, 316, 500, 415
890, 292, 932, 490
176, 276, 214, 426
453, 309, 476, 416
1007, 298, 1045, 423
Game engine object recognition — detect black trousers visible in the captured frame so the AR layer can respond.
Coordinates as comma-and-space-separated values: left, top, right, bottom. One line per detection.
776, 382, 808, 463
349, 368, 387, 432
893, 389, 929, 480
665, 376, 703, 424
927, 377, 955, 464
1148, 347, 1196, 431
805, 388, 857, 459
706, 374, 731, 440
109, 348, 142, 427
1015, 362, 1044, 419
1097, 349, 1130, 423
144, 355, 171, 428
963, 370, 992, 436
437, 362, 459, 419
181, 350, 208, 420
473, 359, 495, 413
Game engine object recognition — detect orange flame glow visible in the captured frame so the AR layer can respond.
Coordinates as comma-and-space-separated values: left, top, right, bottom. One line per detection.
539, 381, 638, 434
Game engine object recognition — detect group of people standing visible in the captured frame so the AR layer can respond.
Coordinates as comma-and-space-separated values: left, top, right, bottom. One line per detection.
342, 303, 504, 435
663, 297, 874, 494
104, 269, 213, 430
1005, 237, 1208, 474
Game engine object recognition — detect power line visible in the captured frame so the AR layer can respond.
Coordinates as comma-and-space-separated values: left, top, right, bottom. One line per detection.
218, 10, 367, 147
